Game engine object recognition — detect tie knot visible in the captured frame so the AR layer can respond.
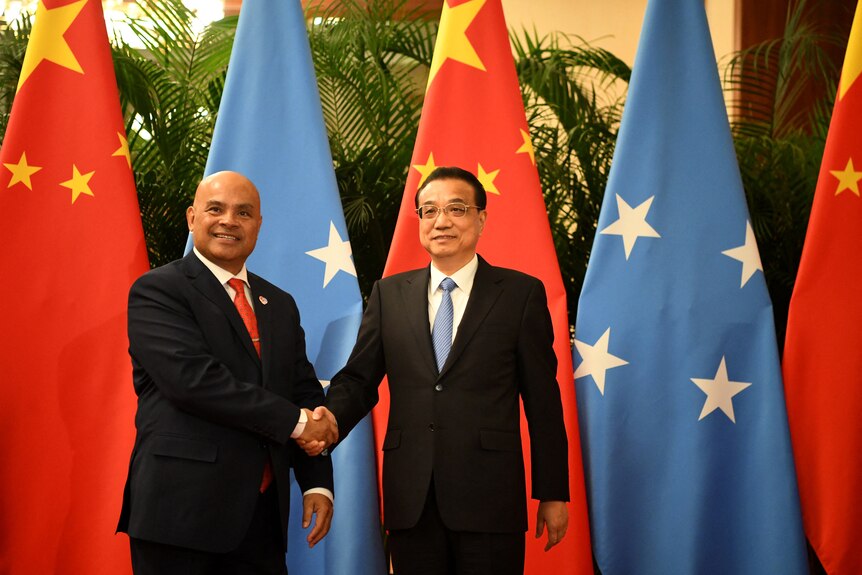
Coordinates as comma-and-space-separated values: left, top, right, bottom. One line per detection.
439, 277, 456, 293
228, 278, 246, 293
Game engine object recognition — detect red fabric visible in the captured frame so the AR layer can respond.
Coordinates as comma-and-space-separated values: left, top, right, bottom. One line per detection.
371, 0, 593, 572
228, 278, 262, 356
227, 278, 272, 492
782, 6, 862, 574
0, 1, 149, 573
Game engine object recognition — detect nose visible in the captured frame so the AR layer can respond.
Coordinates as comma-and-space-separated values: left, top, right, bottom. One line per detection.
433, 210, 453, 227
219, 210, 239, 227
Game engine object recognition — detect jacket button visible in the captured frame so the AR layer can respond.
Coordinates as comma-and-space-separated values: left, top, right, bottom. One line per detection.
429, 423, 435, 431
434, 384, 443, 391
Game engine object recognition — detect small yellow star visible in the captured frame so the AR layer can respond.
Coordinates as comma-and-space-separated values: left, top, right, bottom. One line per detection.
60, 164, 95, 204
516, 129, 535, 165
112, 132, 132, 168
830, 158, 862, 196
17, 0, 87, 92
427, 0, 487, 87
477, 163, 500, 195
412, 152, 438, 188
4, 151, 42, 190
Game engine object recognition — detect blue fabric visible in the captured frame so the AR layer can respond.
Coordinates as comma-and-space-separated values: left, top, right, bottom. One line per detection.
573, 0, 808, 573
198, 1, 385, 573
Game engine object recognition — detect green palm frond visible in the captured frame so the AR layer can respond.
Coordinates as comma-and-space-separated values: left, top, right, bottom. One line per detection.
307, 0, 435, 294
112, 0, 236, 267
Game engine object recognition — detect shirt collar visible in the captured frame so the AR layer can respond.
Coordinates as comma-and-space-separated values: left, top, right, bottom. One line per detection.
430, 254, 478, 295
193, 247, 250, 288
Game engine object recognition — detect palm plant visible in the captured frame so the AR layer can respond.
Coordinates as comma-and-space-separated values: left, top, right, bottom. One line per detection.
307, 0, 436, 295
513, 30, 631, 326
722, 0, 841, 346
111, 0, 236, 267
0, 11, 31, 144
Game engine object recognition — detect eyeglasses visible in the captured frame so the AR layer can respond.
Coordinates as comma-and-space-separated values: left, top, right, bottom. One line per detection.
416, 202, 483, 220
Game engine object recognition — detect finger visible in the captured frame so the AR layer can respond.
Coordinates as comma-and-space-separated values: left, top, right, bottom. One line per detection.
302, 500, 313, 529
307, 506, 332, 548
535, 516, 545, 539
311, 407, 324, 421
544, 526, 565, 552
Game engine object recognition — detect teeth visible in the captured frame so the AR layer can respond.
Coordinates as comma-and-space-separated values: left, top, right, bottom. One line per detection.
215, 234, 238, 240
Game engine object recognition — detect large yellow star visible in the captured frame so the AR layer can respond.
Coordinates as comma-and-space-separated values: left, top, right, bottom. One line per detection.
4, 151, 42, 190
477, 163, 500, 195
516, 129, 535, 165
427, 0, 487, 87
839, 2, 862, 99
112, 132, 132, 168
412, 152, 438, 188
17, 0, 87, 92
830, 157, 862, 196
60, 164, 95, 204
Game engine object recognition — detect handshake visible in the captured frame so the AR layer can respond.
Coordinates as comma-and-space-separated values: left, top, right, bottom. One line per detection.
296, 406, 338, 456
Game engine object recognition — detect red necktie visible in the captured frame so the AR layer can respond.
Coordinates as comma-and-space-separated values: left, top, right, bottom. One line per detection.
227, 278, 272, 492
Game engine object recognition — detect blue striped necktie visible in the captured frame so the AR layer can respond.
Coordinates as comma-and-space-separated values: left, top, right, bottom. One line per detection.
432, 277, 457, 372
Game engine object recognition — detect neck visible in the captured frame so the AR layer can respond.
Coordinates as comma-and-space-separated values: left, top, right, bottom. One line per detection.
432, 253, 474, 276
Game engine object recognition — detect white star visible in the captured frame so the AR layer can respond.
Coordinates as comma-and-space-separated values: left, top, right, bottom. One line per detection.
599, 194, 660, 259
305, 221, 357, 287
573, 328, 629, 395
721, 221, 763, 287
690, 356, 752, 423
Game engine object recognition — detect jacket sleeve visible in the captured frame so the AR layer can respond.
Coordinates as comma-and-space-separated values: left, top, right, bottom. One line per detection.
325, 280, 388, 439
517, 279, 570, 502
127, 271, 301, 445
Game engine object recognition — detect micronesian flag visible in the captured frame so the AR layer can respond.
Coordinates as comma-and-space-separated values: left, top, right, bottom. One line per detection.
199, 1, 385, 573
573, 0, 808, 573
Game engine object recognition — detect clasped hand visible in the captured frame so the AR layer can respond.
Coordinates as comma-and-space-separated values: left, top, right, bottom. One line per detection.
295, 406, 338, 456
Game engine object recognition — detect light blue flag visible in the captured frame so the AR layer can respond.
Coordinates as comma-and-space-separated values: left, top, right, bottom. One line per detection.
198, 1, 385, 573
573, 1, 808, 573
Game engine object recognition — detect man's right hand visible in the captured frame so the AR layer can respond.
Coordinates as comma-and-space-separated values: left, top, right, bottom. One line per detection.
296, 407, 338, 456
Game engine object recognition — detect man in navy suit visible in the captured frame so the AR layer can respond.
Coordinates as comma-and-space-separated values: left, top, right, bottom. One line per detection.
304, 166, 570, 575
118, 171, 337, 574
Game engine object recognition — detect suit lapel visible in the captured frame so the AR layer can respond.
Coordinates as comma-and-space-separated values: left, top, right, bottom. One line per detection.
182, 253, 260, 365
399, 267, 439, 375
438, 257, 503, 378
249, 274, 271, 384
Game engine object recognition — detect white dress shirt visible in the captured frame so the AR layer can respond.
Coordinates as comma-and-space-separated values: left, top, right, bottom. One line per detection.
428, 254, 479, 340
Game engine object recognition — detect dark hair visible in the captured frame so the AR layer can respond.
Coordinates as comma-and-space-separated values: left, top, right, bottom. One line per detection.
414, 166, 487, 210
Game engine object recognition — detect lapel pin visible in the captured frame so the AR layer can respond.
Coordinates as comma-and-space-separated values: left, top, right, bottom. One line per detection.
258, 295, 268, 305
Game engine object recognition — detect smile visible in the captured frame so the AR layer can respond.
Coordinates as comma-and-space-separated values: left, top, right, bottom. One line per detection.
213, 233, 240, 241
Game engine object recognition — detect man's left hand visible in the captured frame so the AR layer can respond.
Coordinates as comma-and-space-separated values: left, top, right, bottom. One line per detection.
302, 492, 333, 548
535, 500, 568, 551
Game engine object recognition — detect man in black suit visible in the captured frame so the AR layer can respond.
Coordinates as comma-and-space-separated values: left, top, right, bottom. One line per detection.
118, 171, 338, 574
304, 166, 569, 574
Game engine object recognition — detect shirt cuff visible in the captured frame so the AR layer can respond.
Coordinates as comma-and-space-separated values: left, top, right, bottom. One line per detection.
303, 487, 334, 502
290, 408, 308, 439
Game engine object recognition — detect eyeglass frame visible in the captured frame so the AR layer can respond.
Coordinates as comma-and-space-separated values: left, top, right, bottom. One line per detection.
415, 202, 484, 220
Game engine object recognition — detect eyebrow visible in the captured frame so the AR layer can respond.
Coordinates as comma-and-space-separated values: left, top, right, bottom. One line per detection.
204, 200, 256, 211
421, 198, 468, 205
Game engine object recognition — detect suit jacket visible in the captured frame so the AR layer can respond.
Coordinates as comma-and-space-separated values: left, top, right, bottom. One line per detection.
326, 256, 568, 533
117, 252, 332, 553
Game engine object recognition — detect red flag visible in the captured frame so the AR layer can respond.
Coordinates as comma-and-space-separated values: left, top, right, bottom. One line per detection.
372, 0, 592, 571
783, 3, 862, 573
0, 1, 148, 573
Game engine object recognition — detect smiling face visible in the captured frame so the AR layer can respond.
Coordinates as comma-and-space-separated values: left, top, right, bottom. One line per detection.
186, 171, 262, 275
417, 177, 486, 275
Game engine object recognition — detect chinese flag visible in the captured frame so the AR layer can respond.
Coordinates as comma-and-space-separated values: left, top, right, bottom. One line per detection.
372, 0, 593, 572
783, 3, 862, 574
0, 1, 148, 573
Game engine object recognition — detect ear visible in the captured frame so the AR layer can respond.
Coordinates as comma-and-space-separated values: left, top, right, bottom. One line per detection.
186, 206, 195, 231
477, 209, 487, 234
